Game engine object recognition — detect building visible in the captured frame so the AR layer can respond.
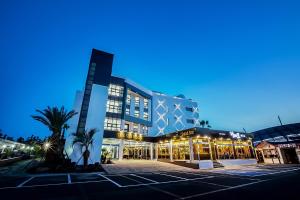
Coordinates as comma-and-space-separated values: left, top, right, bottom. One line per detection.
64, 49, 256, 168
253, 123, 300, 164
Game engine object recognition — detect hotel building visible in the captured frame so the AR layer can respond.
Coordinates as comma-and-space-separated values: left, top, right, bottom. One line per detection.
64, 49, 256, 168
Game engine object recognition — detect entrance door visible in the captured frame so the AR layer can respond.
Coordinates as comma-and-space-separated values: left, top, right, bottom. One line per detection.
282, 148, 299, 164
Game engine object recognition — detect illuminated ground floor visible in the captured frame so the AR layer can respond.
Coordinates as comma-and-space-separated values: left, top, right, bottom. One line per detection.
102, 128, 257, 168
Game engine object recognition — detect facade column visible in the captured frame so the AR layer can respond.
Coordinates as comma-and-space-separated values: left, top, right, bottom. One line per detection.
232, 140, 237, 159
119, 139, 124, 160
170, 140, 173, 162
208, 139, 213, 160
189, 137, 194, 162
155, 143, 159, 160
276, 147, 283, 164
150, 143, 153, 160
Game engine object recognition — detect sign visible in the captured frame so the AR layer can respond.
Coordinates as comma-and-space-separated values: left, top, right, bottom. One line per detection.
117, 131, 142, 141
229, 131, 246, 139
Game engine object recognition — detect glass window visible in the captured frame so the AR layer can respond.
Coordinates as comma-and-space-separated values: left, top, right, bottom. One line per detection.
108, 84, 124, 97
106, 100, 122, 113
134, 110, 140, 118
144, 99, 148, 109
185, 107, 193, 112
104, 117, 121, 131
133, 124, 139, 132
143, 112, 149, 120
141, 125, 148, 135
135, 96, 140, 107
126, 107, 130, 115
126, 94, 131, 104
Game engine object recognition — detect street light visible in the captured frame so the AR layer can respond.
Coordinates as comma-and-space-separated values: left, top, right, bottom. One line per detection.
43, 142, 51, 151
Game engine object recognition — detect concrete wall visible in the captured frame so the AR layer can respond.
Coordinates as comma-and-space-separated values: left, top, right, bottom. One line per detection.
218, 159, 257, 166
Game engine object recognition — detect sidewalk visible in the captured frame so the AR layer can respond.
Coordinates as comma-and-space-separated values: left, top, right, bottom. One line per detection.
102, 160, 198, 174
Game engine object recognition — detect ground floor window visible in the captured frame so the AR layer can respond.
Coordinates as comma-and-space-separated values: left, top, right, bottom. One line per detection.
123, 141, 151, 159
158, 143, 170, 159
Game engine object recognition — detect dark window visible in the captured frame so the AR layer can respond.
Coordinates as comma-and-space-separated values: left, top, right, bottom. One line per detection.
186, 119, 194, 124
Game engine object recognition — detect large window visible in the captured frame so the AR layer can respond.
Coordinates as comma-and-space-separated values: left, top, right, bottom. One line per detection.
134, 110, 140, 118
143, 112, 149, 120
144, 99, 149, 109
108, 84, 124, 97
126, 94, 131, 104
104, 117, 121, 131
133, 124, 139, 132
134, 96, 140, 107
106, 100, 122, 113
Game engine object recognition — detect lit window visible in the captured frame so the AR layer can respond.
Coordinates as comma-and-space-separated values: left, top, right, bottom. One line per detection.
143, 112, 149, 120
106, 100, 122, 113
126, 94, 131, 104
142, 125, 148, 135
144, 99, 148, 109
125, 106, 130, 115
133, 124, 139, 132
104, 117, 121, 131
134, 110, 140, 118
108, 84, 124, 97
135, 96, 140, 107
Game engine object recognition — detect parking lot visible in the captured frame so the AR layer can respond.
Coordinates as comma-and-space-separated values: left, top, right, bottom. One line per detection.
0, 165, 299, 200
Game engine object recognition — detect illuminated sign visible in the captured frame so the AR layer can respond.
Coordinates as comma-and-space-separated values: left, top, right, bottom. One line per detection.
229, 131, 246, 139
117, 131, 142, 141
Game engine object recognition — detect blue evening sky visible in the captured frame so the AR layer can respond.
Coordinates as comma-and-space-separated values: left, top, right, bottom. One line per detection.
0, 0, 300, 139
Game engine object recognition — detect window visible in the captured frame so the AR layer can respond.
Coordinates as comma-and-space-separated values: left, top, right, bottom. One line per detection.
108, 84, 124, 97
134, 110, 140, 118
125, 105, 130, 115
106, 100, 122, 113
124, 124, 129, 132
126, 94, 131, 104
104, 118, 121, 131
187, 119, 194, 124
134, 96, 140, 107
143, 112, 149, 120
185, 107, 193, 112
144, 99, 149, 109
142, 125, 148, 135
133, 124, 139, 132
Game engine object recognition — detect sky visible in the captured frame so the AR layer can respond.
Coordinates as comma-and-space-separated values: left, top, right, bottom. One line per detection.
0, 0, 300, 139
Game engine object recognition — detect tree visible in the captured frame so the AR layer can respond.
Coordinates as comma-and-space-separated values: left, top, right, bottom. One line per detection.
200, 120, 206, 128
17, 137, 25, 143
32, 106, 77, 164
72, 129, 97, 168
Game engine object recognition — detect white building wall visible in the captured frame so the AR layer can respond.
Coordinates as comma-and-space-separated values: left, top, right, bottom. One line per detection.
64, 90, 83, 162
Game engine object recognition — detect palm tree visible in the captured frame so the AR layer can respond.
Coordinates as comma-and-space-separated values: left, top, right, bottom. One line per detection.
205, 120, 211, 128
72, 129, 97, 168
200, 120, 206, 128
32, 106, 77, 163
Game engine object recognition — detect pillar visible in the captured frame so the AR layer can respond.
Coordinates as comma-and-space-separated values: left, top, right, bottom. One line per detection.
119, 139, 124, 160
232, 140, 237, 159
155, 143, 159, 160
170, 140, 173, 162
150, 143, 153, 160
208, 139, 213, 160
189, 137, 194, 161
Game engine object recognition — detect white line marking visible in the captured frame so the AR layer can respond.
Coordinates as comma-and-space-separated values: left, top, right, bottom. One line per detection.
180, 179, 269, 199
98, 174, 122, 187
154, 172, 188, 180
196, 180, 230, 188
67, 174, 71, 184
0, 180, 109, 190
251, 168, 300, 177
130, 174, 158, 183
120, 176, 215, 188
17, 177, 34, 187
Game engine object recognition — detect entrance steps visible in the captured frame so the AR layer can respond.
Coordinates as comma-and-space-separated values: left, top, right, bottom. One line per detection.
213, 161, 224, 168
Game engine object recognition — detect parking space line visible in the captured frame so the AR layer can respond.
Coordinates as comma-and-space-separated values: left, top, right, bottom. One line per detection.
154, 172, 189, 180
120, 174, 181, 199
251, 168, 300, 177
180, 179, 269, 199
67, 174, 71, 184
195, 180, 231, 188
98, 174, 122, 187
130, 174, 158, 183
17, 177, 34, 187
0, 179, 110, 190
